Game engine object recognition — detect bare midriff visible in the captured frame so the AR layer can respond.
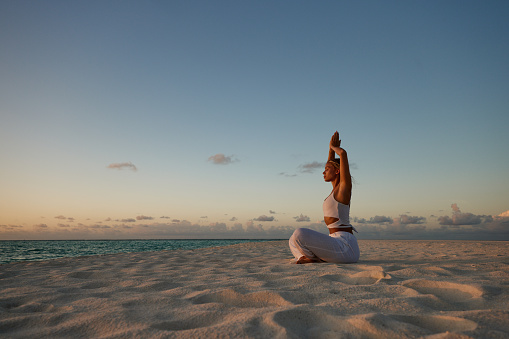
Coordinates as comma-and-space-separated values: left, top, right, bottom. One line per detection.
325, 217, 353, 234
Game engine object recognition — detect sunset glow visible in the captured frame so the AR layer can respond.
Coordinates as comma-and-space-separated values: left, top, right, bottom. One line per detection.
1, 1, 508, 240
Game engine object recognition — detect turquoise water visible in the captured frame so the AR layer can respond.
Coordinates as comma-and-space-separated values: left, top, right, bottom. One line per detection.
0, 239, 273, 265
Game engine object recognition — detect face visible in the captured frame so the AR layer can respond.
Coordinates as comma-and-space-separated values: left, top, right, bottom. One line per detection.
323, 163, 339, 182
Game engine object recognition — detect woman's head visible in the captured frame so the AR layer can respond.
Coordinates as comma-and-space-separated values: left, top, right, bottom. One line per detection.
323, 159, 341, 182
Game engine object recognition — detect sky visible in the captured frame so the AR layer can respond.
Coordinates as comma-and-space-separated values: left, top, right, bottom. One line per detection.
1, 0, 508, 240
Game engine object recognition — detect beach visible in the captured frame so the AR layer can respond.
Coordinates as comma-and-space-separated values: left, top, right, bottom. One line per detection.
1, 240, 508, 338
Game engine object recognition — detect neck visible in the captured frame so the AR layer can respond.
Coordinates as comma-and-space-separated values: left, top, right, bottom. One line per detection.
330, 177, 340, 190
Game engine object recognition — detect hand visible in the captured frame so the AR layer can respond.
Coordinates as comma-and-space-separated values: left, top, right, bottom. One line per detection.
329, 131, 341, 150
328, 131, 341, 161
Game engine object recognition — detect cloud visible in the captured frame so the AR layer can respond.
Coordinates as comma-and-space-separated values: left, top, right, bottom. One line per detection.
54, 215, 75, 222
246, 223, 265, 233
231, 223, 243, 232
269, 210, 276, 214
395, 215, 426, 225
3, 207, 508, 240
488, 214, 509, 231
160, 216, 171, 219
89, 225, 111, 229
352, 215, 396, 225
0, 224, 22, 230
438, 204, 491, 226
282, 161, 357, 177
4, 203, 507, 241
299, 161, 325, 173
208, 154, 237, 165
351, 204, 509, 240
498, 210, 509, 218
209, 222, 227, 232
136, 215, 153, 221
102, 220, 291, 239
355, 222, 428, 239
366, 215, 393, 224
107, 162, 137, 171
253, 215, 274, 222
294, 214, 311, 222
279, 172, 297, 177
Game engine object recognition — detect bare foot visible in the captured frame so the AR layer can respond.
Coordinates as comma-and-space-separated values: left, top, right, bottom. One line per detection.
294, 256, 319, 264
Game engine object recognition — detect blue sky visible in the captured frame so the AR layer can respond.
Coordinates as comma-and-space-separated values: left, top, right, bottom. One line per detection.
1, 0, 508, 240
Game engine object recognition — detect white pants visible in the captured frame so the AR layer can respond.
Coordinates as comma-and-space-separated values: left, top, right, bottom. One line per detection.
289, 228, 360, 263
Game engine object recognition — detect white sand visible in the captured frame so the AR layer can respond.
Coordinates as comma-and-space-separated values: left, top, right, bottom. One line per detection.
1, 240, 508, 338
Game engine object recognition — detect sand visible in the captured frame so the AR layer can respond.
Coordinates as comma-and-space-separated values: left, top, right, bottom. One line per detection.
0, 240, 508, 338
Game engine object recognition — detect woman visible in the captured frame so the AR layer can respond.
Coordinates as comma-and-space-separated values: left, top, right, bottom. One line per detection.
289, 131, 360, 264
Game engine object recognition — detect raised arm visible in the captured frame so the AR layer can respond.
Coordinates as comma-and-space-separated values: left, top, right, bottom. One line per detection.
329, 133, 352, 205
328, 131, 340, 161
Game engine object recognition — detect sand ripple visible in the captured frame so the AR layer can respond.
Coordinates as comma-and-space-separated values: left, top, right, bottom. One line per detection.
0, 240, 508, 338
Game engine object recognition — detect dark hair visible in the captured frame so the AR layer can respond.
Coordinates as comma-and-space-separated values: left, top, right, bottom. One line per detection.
327, 158, 341, 169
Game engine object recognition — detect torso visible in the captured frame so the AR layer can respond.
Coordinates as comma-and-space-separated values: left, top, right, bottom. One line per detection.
324, 189, 353, 234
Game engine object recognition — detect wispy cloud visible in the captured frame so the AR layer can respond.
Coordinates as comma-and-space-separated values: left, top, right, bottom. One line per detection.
282, 161, 357, 177
0, 225, 22, 231
208, 154, 237, 165
354, 215, 393, 224
107, 162, 137, 171
299, 161, 325, 174
55, 215, 75, 222
136, 215, 153, 221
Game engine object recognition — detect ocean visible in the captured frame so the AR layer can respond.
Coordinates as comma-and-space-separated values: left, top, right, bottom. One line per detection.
0, 239, 275, 265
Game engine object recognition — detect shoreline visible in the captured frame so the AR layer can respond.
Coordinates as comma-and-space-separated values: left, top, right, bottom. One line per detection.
2, 238, 506, 266
0, 239, 279, 265
1, 240, 508, 338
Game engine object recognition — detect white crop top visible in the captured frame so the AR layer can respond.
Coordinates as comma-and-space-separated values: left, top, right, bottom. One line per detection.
323, 192, 351, 228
